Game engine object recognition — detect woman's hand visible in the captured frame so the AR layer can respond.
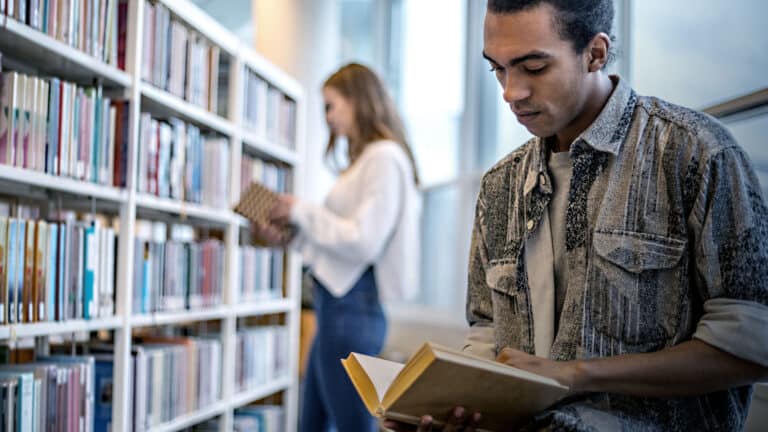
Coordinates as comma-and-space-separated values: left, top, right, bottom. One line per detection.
249, 220, 290, 247
270, 194, 295, 225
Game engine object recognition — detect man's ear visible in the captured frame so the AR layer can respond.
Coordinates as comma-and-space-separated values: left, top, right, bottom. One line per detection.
587, 32, 611, 72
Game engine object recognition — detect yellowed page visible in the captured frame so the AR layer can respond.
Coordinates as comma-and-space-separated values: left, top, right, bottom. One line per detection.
351, 353, 405, 403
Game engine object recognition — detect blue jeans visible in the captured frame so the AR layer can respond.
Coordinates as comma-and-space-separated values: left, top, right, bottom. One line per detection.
300, 267, 387, 432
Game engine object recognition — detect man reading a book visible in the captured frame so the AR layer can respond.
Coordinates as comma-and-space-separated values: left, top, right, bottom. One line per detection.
385, 0, 768, 431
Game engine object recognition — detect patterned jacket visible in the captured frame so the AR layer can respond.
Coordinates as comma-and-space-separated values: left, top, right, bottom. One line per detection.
465, 76, 768, 431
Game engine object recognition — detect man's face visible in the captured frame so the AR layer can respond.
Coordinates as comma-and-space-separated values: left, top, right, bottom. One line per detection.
483, 4, 591, 139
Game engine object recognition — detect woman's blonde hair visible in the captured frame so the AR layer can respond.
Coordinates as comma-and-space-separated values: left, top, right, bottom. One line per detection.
323, 63, 420, 185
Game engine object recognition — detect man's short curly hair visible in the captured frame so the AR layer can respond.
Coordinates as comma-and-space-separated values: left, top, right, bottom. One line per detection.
487, 0, 616, 64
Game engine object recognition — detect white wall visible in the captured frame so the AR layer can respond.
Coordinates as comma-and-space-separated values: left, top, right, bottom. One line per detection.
252, 0, 337, 203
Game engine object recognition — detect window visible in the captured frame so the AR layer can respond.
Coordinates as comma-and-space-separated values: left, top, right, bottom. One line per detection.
722, 107, 768, 198
190, 0, 253, 45
630, 0, 768, 109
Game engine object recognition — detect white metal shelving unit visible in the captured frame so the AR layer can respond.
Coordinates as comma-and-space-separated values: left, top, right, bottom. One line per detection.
0, 1, 305, 431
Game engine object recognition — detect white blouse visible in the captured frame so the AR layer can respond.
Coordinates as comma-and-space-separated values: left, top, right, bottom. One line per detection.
289, 140, 422, 300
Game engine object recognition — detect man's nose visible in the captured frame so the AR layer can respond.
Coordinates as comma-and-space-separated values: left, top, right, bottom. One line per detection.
502, 77, 531, 103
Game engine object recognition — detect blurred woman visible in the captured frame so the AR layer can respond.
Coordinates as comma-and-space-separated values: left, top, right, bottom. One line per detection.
255, 63, 421, 432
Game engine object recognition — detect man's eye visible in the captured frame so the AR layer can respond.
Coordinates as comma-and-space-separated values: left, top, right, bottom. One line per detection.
488, 65, 503, 73
524, 65, 547, 74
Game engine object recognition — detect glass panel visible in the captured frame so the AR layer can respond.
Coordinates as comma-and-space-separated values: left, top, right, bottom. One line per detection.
418, 184, 461, 309
727, 112, 768, 198
340, 0, 376, 65
190, 0, 253, 45
631, 0, 768, 109
398, 0, 466, 185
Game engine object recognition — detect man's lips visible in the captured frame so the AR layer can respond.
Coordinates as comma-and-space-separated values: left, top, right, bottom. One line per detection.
514, 110, 540, 125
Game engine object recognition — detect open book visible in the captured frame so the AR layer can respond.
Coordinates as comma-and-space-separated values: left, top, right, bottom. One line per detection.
341, 342, 569, 432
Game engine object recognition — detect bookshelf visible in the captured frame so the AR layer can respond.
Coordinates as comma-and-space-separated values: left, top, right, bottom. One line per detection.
0, 0, 304, 431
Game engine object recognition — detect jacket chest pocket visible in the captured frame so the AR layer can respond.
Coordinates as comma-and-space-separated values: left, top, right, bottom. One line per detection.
486, 258, 530, 351
588, 229, 688, 347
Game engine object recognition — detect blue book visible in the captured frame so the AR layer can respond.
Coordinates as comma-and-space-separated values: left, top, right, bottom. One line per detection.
83, 223, 97, 320
57, 222, 67, 321
46, 78, 60, 175
47, 223, 58, 322
15, 220, 25, 324
41, 0, 49, 33
93, 356, 113, 432
142, 244, 151, 314
6, 219, 17, 324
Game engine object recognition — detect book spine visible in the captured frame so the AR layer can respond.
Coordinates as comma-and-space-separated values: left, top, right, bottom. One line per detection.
0, 218, 6, 325
47, 223, 57, 322
83, 223, 96, 320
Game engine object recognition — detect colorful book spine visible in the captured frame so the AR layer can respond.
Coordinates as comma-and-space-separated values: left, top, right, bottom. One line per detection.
47, 223, 58, 322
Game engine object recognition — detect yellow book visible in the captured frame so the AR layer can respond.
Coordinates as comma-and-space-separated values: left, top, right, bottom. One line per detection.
342, 342, 569, 432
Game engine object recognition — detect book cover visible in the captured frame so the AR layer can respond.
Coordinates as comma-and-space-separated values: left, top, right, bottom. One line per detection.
342, 343, 569, 432
234, 182, 294, 240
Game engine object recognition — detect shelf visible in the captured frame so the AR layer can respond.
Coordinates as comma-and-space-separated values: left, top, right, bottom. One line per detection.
0, 17, 131, 88
0, 316, 123, 340
140, 83, 235, 136
131, 307, 230, 328
234, 298, 294, 317
0, 165, 128, 202
241, 131, 299, 165
135, 193, 234, 225
153, 0, 239, 56
147, 400, 229, 432
230, 377, 293, 409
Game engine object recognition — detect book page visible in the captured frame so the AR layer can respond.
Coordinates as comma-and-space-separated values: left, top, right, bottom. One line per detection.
352, 353, 405, 403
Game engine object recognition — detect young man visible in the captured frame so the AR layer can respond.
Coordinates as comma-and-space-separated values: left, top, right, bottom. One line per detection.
385, 0, 768, 431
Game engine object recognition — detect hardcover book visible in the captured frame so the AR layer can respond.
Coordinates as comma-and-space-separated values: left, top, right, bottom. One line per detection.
342, 342, 569, 432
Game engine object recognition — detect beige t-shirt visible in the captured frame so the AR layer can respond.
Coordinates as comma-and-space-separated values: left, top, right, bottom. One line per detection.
547, 150, 573, 329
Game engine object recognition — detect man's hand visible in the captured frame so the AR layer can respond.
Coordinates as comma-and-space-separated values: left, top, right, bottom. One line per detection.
500, 340, 768, 398
381, 407, 482, 431
496, 347, 582, 394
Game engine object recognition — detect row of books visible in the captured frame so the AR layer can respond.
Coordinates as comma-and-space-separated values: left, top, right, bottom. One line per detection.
239, 154, 290, 199
235, 326, 289, 393
0, 71, 130, 187
142, 1, 221, 113
129, 337, 222, 430
137, 113, 230, 208
193, 406, 284, 432
132, 220, 224, 314
0, 214, 116, 325
238, 246, 283, 303
1, 0, 128, 69
242, 69, 297, 149
0, 354, 96, 432
233, 406, 284, 432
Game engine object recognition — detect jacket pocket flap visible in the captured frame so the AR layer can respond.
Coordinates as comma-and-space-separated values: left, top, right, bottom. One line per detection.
593, 230, 686, 273
486, 261, 517, 295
